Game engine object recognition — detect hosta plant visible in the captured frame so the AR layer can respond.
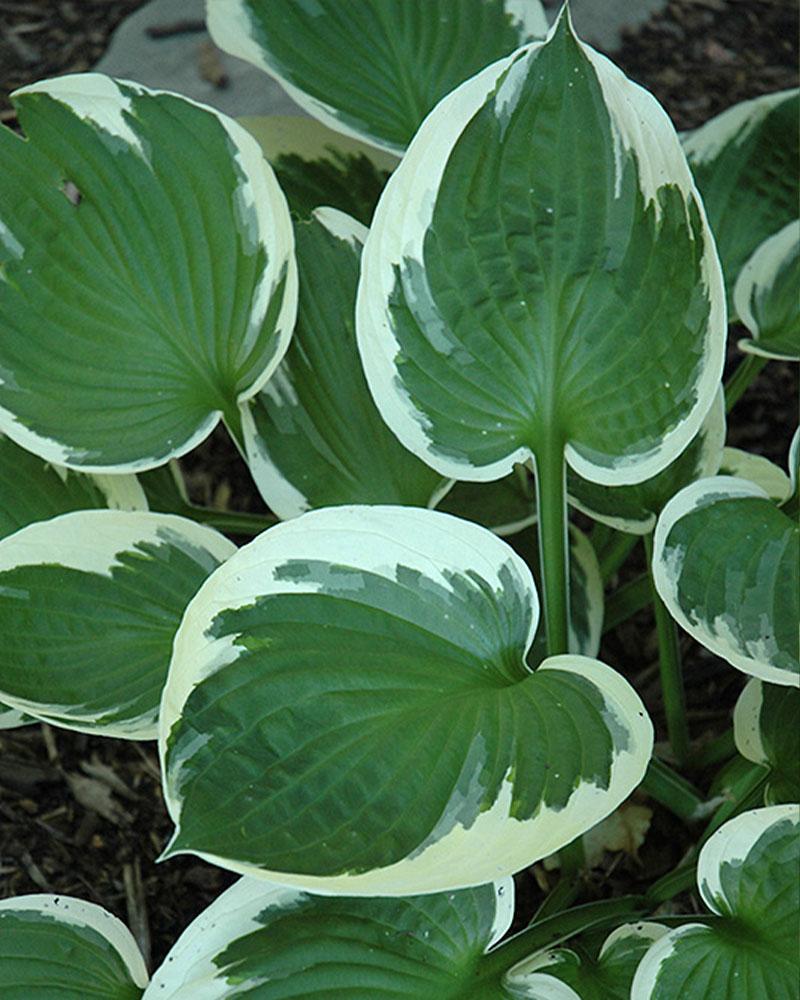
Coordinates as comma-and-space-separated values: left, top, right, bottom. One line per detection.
0, 1, 797, 996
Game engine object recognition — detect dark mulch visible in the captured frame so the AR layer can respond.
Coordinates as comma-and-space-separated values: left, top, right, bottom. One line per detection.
0, 0, 797, 973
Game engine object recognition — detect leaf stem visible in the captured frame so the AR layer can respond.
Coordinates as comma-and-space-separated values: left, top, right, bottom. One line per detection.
724, 354, 768, 412
480, 897, 649, 980
642, 757, 708, 822
644, 533, 690, 767
534, 438, 570, 656
692, 729, 736, 770
181, 504, 278, 535
597, 530, 638, 582
602, 573, 651, 633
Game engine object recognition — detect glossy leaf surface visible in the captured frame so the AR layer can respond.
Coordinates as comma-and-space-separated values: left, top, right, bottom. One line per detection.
357, 13, 725, 487
0, 432, 146, 541
242, 209, 443, 517
653, 477, 799, 686
506, 922, 667, 999
0, 510, 235, 737
208, 0, 548, 153
0, 895, 147, 999
631, 806, 800, 1000
0, 74, 296, 471
160, 505, 652, 895
566, 391, 725, 534
734, 679, 800, 804
734, 220, 800, 361
145, 876, 515, 999
683, 88, 799, 313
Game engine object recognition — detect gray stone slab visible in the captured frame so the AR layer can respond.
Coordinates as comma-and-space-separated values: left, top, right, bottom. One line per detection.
95, 0, 668, 118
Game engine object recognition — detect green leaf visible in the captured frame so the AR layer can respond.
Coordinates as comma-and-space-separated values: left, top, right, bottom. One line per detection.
0, 894, 147, 999
160, 505, 652, 894
505, 922, 667, 999
240, 114, 396, 226
683, 88, 799, 315
734, 221, 800, 361
0, 432, 147, 541
242, 209, 444, 516
0, 74, 296, 472
566, 391, 725, 535
357, 12, 725, 488
145, 876, 515, 998
136, 461, 189, 513
718, 447, 792, 505
631, 805, 800, 1000
0, 510, 235, 737
652, 477, 799, 686
0, 702, 34, 729
437, 467, 537, 536
733, 679, 800, 804
207, 0, 548, 153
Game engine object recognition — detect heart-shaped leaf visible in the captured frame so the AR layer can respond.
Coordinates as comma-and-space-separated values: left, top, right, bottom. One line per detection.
652, 477, 799, 686
718, 447, 792, 504
505, 922, 667, 999
733, 220, 800, 361
160, 505, 652, 895
631, 805, 800, 999
682, 88, 799, 313
207, 0, 548, 153
733, 679, 800, 804
241, 208, 444, 517
0, 510, 235, 737
357, 11, 725, 488
240, 114, 396, 225
566, 391, 725, 535
0, 74, 296, 472
145, 876, 514, 998
0, 432, 147, 541
0, 894, 147, 999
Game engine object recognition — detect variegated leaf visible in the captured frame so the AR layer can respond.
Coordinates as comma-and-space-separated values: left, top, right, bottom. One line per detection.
0, 895, 147, 999
160, 505, 651, 895
207, 0, 549, 153
631, 806, 800, 1000
357, 11, 725, 488
733, 679, 800, 804
0, 74, 296, 471
653, 477, 799, 686
718, 447, 792, 505
0, 510, 235, 737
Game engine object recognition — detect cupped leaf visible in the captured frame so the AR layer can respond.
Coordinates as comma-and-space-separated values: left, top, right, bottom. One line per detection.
631, 805, 800, 1000
145, 875, 514, 998
652, 476, 799, 686
437, 466, 537, 536
505, 922, 667, 999
0, 702, 34, 729
734, 220, 800, 361
242, 208, 444, 517
682, 88, 799, 313
733, 679, 800, 804
0, 894, 147, 999
718, 446, 792, 504
207, 0, 548, 154
0, 432, 147, 541
240, 114, 396, 226
0, 73, 296, 472
566, 391, 725, 534
0, 510, 236, 737
160, 505, 652, 895
357, 12, 725, 488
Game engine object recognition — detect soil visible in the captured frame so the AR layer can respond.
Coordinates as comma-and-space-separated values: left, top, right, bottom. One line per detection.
0, 0, 797, 973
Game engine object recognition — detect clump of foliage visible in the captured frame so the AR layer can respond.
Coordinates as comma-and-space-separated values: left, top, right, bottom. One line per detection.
0, 2, 797, 997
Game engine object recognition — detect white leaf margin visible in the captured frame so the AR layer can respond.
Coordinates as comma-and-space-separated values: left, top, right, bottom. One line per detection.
159, 504, 652, 896
732, 678, 768, 767
356, 8, 726, 488
0, 893, 149, 992
630, 805, 800, 999
652, 476, 799, 687
144, 875, 514, 999
718, 446, 792, 504
1, 73, 297, 474
0, 509, 236, 738
734, 220, 800, 360
206, 0, 549, 156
